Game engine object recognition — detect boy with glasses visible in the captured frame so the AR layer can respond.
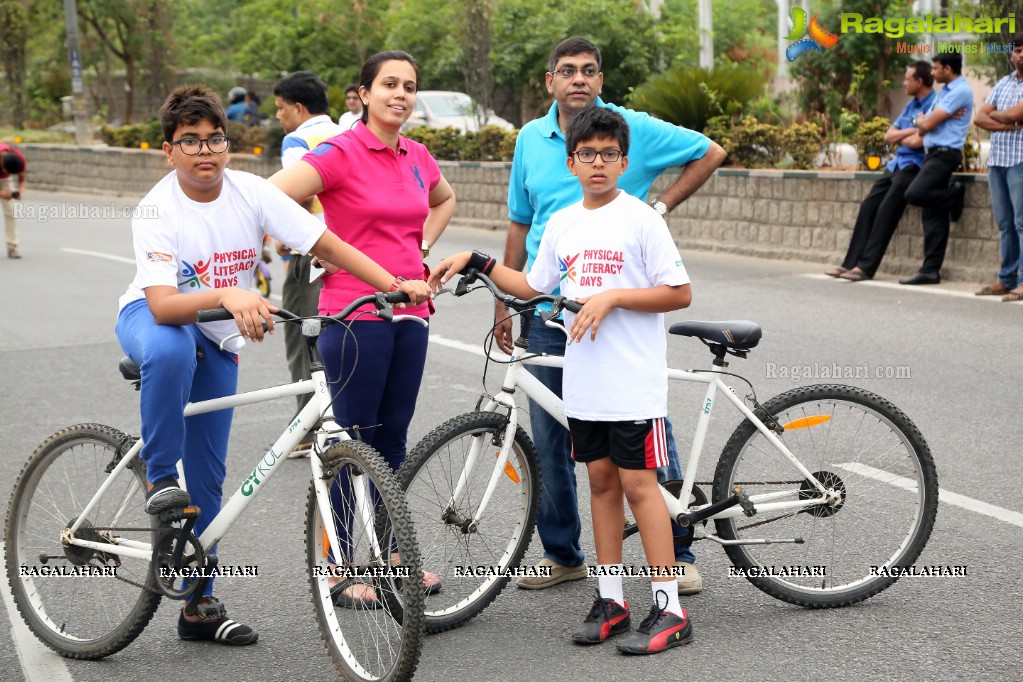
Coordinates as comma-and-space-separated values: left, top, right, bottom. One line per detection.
432, 107, 693, 655
499, 35, 724, 595
115, 84, 429, 646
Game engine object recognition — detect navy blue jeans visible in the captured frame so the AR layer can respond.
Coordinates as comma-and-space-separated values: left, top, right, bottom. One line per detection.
319, 319, 429, 561
525, 317, 696, 567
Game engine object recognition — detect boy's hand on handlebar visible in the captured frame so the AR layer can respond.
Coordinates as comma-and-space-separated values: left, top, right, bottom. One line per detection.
397, 278, 432, 306
429, 252, 472, 289
219, 288, 277, 341
568, 292, 615, 343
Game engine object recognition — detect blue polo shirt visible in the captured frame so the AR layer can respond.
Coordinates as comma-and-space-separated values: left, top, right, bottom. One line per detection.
923, 75, 973, 150
888, 90, 936, 171
508, 98, 711, 270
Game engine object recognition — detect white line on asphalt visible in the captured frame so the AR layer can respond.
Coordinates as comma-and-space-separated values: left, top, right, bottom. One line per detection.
428, 334, 486, 357
59, 247, 283, 302
0, 543, 74, 682
802, 273, 1021, 302
837, 463, 1023, 529
60, 247, 135, 265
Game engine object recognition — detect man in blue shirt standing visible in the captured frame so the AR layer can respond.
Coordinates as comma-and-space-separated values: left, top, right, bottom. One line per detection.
973, 37, 1023, 301
900, 53, 973, 285
496, 36, 725, 595
829, 61, 936, 282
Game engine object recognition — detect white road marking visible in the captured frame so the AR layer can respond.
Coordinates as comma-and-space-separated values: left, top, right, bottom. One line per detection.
803, 273, 1020, 302
837, 463, 1023, 529
61, 247, 135, 265
60, 247, 282, 302
0, 543, 75, 682
428, 334, 486, 357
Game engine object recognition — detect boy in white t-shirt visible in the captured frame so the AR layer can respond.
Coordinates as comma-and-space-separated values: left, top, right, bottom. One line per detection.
115, 85, 429, 646
429, 107, 693, 654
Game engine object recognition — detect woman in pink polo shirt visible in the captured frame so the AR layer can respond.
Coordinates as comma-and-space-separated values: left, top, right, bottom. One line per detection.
271, 50, 455, 606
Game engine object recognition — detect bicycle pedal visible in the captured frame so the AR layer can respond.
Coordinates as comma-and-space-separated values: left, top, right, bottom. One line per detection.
157, 505, 200, 524
734, 488, 756, 517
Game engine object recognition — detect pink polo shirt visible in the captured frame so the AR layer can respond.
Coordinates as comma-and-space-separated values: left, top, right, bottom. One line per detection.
303, 121, 440, 319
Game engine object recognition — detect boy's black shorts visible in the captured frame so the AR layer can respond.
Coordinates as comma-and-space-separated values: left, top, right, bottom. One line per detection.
568, 417, 668, 470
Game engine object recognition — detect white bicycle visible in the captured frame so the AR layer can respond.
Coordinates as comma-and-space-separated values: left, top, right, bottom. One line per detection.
399, 270, 939, 633
5, 291, 425, 682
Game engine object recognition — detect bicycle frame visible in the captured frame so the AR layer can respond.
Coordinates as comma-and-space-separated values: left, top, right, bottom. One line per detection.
456, 344, 835, 542
63, 364, 370, 569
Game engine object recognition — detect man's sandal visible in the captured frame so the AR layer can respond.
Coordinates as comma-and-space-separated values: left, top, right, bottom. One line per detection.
1001, 289, 1023, 302
825, 266, 848, 278
976, 283, 1011, 296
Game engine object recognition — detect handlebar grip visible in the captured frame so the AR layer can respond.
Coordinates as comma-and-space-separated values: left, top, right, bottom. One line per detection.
382, 291, 411, 304
196, 308, 235, 323
563, 300, 583, 314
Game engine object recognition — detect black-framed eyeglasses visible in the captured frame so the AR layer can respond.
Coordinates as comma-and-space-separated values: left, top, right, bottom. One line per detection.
551, 65, 599, 79
572, 149, 623, 163
170, 135, 230, 155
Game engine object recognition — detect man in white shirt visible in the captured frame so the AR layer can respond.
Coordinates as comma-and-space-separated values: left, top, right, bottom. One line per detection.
337, 84, 363, 130
273, 71, 343, 455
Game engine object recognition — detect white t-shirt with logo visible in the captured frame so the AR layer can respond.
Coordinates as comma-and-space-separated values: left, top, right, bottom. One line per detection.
526, 191, 690, 421
119, 168, 326, 351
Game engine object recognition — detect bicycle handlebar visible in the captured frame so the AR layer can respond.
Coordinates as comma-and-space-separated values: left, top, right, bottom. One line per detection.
457, 269, 582, 315
196, 290, 412, 325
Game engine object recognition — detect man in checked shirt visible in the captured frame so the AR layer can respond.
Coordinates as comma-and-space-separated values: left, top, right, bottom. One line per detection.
974, 37, 1023, 302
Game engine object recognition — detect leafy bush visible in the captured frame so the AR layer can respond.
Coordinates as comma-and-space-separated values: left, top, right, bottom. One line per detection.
720, 116, 783, 168
401, 125, 517, 161
850, 116, 893, 169
626, 62, 766, 133
781, 121, 825, 170
99, 120, 163, 148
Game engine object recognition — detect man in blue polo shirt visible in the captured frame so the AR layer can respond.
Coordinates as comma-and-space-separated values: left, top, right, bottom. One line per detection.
496, 36, 725, 595
900, 53, 973, 285
829, 61, 936, 282
974, 37, 1023, 301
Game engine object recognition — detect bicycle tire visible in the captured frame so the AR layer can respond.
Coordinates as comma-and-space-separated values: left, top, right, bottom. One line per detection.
255, 267, 271, 297
306, 439, 424, 682
711, 384, 938, 608
398, 411, 540, 633
4, 423, 162, 658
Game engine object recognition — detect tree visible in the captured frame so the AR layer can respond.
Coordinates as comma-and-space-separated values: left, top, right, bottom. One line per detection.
976, 0, 1019, 83
76, 0, 148, 123
0, 0, 28, 127
790, 0, 913, 120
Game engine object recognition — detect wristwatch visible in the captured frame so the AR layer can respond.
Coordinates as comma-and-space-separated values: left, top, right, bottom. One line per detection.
650, 200, 668, 216
421, 239, 431, 258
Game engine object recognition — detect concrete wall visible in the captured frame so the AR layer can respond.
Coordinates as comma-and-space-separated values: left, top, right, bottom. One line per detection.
22, 144, 1001, 283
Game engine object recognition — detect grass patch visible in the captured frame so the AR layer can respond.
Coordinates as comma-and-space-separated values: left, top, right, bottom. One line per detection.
0, 128, 76, 144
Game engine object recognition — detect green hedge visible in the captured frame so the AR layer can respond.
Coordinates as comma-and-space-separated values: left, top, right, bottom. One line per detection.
403, 125, 517, 161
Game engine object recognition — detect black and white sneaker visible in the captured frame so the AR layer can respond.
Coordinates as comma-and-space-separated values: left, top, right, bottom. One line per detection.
177, 596, 258, 646
145, 477, 191, 514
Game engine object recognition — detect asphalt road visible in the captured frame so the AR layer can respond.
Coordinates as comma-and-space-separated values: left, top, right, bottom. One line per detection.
1, 191, 1021, 681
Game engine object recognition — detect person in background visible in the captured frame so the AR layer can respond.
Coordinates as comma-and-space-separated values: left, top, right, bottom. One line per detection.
338, 84, 363, 131
225, 86, 247, 123
0, 142, 26, 259
272, 70, 343, 457
826, 61, 935, 282
973, 38, 1023, 302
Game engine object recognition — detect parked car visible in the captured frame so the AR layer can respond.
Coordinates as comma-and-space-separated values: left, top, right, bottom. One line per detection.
402, 91, 515, 133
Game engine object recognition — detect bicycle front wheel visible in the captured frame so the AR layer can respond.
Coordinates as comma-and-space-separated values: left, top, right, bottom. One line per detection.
399, 411, 540, 633
4, 424, 162, 658
306, 439, 424, 682
712, 384, 938, 608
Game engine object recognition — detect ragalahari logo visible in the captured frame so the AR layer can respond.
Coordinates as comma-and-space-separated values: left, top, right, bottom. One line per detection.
786, 6, 840, 61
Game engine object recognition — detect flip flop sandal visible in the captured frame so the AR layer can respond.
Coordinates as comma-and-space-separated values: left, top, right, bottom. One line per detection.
976, 283, 1011, 296
839, 269, 872, 282
330, 579, 382, 609
1001, 290, 1023, 302
423, 571, 442, 595
825, 266, 848, 278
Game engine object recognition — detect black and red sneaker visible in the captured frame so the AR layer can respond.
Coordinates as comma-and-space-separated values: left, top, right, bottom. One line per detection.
615, 596, 692, 655
572, 591, 631, 644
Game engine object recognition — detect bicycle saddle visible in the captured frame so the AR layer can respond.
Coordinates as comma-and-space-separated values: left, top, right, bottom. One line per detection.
118, 347, 206, 382
668, 320, 762, 351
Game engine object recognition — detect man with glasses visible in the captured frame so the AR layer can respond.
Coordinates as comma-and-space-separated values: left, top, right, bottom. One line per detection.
338, 84, 363, 130
499, 36, 725, 594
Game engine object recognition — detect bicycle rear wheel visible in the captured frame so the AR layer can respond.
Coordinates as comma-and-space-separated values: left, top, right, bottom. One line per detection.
712, 384, 938, 607
306, 440, 424, 682
398, 411, 540, 633
4, 424, 162, 658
